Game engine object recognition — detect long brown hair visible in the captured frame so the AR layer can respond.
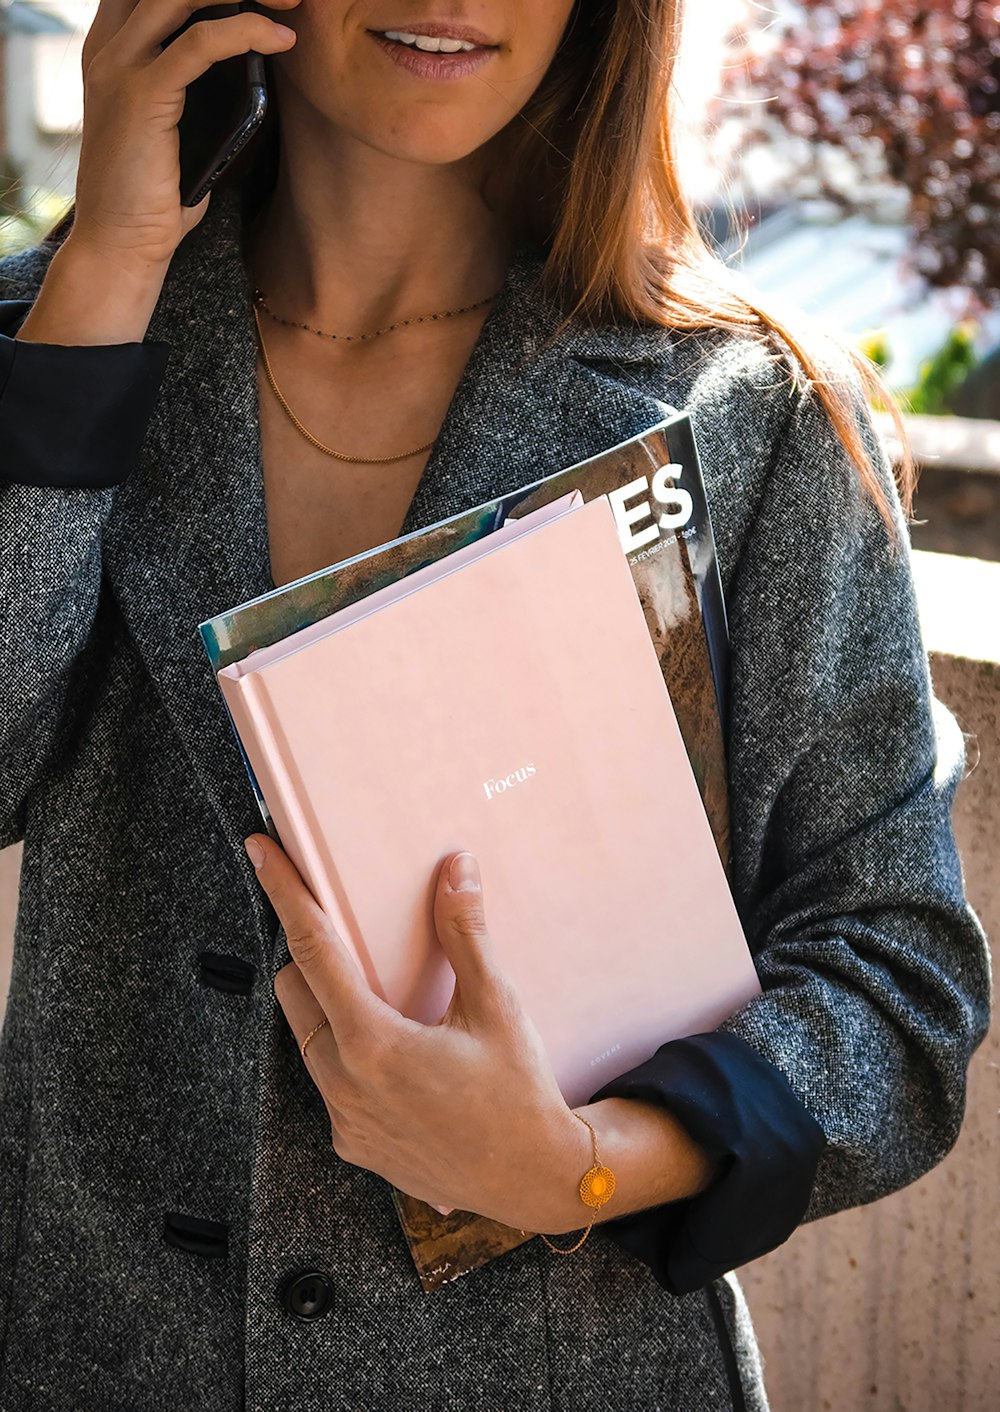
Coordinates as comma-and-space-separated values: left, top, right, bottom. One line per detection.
43, 0, 914, 529
488, 0, 916, 532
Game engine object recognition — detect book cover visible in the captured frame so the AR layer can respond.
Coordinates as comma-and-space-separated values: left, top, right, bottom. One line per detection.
199, 413, 735, 1290
201, 412, 730, 865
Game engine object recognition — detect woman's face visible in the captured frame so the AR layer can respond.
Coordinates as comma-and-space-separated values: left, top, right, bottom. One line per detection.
274, 2, 581, 165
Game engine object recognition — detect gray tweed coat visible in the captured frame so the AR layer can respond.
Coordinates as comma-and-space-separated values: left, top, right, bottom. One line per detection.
0, 185, 990, 1411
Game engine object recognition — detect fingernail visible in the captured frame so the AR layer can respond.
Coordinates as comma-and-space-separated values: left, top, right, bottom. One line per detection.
448, 851, 480, 892
244, 837, 265, 869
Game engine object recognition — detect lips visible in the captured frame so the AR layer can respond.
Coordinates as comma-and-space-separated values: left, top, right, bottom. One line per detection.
369, 20, 499, 47
368, 29, 499, 79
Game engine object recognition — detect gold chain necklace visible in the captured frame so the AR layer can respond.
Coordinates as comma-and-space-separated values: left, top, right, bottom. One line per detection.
252, 285, 500, 342
251, 291, 499, 465
253, 302, 432, 463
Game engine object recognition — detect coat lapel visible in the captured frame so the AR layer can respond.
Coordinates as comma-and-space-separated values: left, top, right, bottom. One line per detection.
102, 186, 678, 952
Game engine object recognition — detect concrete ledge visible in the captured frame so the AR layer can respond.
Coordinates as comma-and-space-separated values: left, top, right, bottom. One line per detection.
875, 411, 1000, 477
912, 550, 1000, 663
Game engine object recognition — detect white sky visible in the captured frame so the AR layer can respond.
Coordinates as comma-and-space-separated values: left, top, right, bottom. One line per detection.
673, 0, 753, 203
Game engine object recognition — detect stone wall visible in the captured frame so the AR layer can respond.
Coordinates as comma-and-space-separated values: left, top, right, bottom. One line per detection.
739, 637, 998, 1412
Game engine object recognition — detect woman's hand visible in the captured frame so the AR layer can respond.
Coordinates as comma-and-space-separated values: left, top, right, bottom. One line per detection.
245, 836, 591, 1235
73, 0, 301, 275
20, 1, 303, 348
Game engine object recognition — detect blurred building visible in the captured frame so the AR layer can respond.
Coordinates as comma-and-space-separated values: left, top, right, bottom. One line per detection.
718, 199, 1000, 398
1, 0, 90, 206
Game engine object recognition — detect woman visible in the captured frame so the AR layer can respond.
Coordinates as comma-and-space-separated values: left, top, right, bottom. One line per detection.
0, 1, 989, 1408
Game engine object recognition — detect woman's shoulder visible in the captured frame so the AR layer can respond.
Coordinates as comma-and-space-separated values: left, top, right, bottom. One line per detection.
573, 307, 866, 482
659, 316, 863, 428
656, 317, 880, 501
554, 278, 864, 451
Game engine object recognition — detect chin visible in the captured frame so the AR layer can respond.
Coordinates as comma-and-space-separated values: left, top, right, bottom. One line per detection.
358, 116, 499, 169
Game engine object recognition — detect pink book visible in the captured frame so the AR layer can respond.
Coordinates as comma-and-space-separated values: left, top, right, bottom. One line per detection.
217, 490, 760, 1108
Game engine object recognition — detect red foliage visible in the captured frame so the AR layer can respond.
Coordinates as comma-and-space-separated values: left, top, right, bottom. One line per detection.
711, 0, 1000, 303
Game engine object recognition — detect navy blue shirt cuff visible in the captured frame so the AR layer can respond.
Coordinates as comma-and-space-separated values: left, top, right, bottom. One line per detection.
0, 298, 170, 490
588, 1031, 826, 1296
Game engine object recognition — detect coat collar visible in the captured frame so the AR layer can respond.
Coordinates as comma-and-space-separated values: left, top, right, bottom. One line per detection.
102, 186, 679, 953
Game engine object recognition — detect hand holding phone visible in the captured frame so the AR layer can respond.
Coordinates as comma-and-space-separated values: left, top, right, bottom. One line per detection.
167, 3, 271, 208
68, 0, 299, 280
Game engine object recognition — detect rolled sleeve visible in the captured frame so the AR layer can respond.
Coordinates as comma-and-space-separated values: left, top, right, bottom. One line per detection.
0, 298, 169, 489
589, 1031, 826, 1295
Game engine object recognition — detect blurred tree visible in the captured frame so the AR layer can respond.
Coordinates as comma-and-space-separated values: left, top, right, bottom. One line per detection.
904, 320, 981, 412
712, 0, 1000, 306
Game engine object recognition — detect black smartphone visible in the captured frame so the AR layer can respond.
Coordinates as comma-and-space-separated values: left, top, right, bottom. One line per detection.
164, 2, 269, 207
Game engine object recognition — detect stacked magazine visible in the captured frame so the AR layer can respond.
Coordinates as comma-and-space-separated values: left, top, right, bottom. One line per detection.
199, 411, 758, 1292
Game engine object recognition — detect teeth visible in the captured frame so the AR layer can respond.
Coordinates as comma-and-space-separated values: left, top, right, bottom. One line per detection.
382, 30, 479, 52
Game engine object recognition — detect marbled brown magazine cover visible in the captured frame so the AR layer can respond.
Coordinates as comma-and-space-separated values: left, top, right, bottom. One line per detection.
388, 1190, 535, 1293
200, 413, 731, 1292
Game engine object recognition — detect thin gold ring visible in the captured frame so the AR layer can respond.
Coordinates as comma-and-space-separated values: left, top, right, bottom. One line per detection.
300, 1017, 329, 1062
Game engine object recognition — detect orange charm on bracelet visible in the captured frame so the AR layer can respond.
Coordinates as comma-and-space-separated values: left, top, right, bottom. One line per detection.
522, 1112, 617, 1255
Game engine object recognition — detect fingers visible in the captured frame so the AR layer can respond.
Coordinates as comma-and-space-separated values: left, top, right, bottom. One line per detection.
273, 960, 359, 1150
246, 833, 410, 1049
151, 4, 300, 85
106, 0, 300, 67
83, 0, 140, 70
273, 956, 336, 1067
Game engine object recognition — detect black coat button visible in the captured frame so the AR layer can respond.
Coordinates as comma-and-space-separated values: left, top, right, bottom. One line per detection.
279, 1269, 334, 1320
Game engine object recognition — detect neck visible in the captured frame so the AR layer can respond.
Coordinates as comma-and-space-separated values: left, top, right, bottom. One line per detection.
242, 85, 515, 340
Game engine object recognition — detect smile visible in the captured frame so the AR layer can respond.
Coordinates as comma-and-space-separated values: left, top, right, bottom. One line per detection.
368, 29, 499, 80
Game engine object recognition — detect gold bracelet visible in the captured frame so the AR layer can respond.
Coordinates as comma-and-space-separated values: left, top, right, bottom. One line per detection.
522, 1111, 617, 1254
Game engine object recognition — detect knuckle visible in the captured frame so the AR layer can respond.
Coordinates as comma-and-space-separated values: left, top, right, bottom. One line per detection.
336, 1098, 366, 1135
330, 1130, 359, 1166
183, 19, 216, 51
449, 902, 488, 940
83, 45, 116, 88
283, 926, 325, 970
364, 1029, 401, 1075
339, 1023, 405, 1083
337, 1021, 381, 1070
327, 1085, 358, 1123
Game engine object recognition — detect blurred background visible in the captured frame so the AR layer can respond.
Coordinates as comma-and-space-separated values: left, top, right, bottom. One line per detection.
0, 3, 997, 1408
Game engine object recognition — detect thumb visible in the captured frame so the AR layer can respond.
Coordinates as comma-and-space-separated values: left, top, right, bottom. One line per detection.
433, 851, 504, 1026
